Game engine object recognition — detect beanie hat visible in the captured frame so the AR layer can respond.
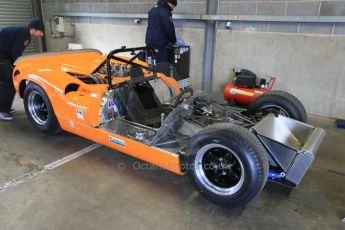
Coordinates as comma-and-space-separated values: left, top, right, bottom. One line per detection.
28, 19, 45, 32
167, 0, 177, 6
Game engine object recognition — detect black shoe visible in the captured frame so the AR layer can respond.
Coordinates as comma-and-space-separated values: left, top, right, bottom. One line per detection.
0, 112, 14, 121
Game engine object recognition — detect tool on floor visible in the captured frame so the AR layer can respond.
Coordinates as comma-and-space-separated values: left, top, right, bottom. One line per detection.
335, 119, 345, 129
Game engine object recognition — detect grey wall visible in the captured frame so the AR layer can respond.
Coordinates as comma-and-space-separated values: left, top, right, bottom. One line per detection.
213, 31, 345, 118
41, 0, 345, 119
217, 0, 345, 35
214, 0, 345, 118
42, 0, 207, 90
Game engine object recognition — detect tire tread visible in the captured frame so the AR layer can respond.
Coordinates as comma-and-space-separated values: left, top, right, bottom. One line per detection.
186, 123, 269, 207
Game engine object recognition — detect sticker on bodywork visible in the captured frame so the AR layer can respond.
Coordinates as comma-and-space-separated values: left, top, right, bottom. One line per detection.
69, 121, 75, 128
108, 100, 115, 109
76, 109, 84, 120
108, 100, 119, 113
109, 136, 126, 147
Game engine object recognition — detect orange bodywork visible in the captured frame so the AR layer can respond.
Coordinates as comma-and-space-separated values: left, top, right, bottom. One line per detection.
13, 49, 184, 175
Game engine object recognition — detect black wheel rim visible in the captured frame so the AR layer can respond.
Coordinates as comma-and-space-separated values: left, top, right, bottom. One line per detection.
203, 147, 242, 188
195, 144, 245, 196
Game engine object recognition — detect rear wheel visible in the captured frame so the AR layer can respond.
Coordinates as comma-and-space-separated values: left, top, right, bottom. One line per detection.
24, 82, 62, 134
186, 124, 269, 207
247, 90, 307, 122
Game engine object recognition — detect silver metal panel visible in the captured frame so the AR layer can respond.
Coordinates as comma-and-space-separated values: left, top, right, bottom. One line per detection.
55, 12, 200, 20
173, 14, 201, 20
0, 0, 38, 54
253, 114, 326, 153
301, 128, 326, 159
275, 116, 314, 145
257, 134, 298, 172
202, 15, 345, 23
99, 119, 156, 145
55, 12, 345, 23
55, 12, 149, 19
149, 78, 173, 103
253, 114, 326, 186
285, 153, 314, 186
252, 114, 305, 150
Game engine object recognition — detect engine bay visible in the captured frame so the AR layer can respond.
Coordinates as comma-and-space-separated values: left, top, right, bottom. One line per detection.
67, 61, 135, 85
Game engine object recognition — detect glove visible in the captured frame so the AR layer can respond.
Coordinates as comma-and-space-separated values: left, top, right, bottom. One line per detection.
177, 37, 184, 46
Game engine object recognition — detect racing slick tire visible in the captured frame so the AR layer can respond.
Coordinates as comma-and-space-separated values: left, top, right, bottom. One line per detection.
24, 82, 62, 134
247, 90, 307, 122
185, 123, 269, 207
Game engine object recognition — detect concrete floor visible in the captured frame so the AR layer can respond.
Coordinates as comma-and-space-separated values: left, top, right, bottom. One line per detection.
0, 98, 344, 230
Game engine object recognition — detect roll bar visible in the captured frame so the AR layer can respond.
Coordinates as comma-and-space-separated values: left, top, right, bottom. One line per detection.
92, 46, 157, 89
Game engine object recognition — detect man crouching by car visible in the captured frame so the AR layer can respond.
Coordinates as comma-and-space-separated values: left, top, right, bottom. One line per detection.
0, 19, 44, 121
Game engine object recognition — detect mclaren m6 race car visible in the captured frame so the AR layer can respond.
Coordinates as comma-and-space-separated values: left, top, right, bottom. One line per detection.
13, 47, 326, 207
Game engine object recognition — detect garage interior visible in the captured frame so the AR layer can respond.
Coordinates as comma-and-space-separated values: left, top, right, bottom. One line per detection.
0, 0, 345, 229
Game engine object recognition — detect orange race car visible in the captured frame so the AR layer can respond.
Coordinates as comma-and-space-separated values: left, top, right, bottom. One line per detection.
13, 47, 326, 207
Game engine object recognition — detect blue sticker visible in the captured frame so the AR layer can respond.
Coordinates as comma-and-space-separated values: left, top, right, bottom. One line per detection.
108, 100, 115, 109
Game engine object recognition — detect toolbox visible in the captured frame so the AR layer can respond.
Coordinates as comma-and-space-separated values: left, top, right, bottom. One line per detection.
167, 45, 191, 89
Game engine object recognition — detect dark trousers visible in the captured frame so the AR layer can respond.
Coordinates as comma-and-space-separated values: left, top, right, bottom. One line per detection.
0, 56, 15, 113
154, 46, 168, 63
144, 46, 171, 76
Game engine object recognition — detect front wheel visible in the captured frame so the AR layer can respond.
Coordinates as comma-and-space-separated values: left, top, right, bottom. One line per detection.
24, 82, 62, 134
186, 124, 269, 207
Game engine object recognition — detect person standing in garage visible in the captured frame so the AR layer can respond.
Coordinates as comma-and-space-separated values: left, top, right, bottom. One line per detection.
145, 0, 177, 74
0, 19, 45, 121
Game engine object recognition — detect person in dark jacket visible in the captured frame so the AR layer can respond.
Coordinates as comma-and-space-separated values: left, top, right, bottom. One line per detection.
0, 19, 44, 121
145, 0, 177, 74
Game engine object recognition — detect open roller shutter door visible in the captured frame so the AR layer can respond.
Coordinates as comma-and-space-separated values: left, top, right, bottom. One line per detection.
0, 0, 39, 55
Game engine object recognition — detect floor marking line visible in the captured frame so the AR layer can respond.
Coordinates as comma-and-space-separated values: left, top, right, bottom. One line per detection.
0, 143, 101, 193
327, 169, 345, 177
184, 191, 199, 204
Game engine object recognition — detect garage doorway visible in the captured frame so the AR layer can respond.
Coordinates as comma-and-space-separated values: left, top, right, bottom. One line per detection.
0, 0, 40, 55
